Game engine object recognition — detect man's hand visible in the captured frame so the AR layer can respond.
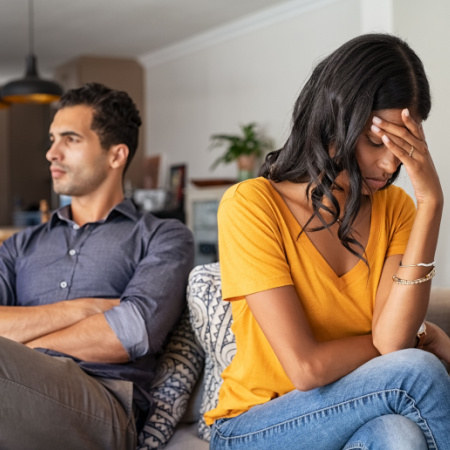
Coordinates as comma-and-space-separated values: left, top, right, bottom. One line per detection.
0, 298, 119, 343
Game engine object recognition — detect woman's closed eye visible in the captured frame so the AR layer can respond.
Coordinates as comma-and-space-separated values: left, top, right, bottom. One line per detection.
366, 136, 384, 148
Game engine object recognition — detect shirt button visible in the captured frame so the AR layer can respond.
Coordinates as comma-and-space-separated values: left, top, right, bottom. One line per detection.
73, 224, 80, 230
69, 249, 76, 256
60, 281, 68, 289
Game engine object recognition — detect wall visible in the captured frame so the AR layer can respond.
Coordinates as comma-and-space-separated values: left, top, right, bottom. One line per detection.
392, 0, 450, 286
142, 0, 360, 183
141, 0, 450, 286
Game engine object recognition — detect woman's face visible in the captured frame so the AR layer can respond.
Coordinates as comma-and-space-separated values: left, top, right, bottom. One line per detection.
354, 108, 420, 194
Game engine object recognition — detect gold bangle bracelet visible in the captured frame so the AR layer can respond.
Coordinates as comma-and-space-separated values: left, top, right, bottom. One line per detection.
399, 260, 436, 268
392, 267, 436, 285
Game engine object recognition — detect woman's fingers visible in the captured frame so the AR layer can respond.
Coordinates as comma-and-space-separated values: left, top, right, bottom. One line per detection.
373, 108, 422, 140
371, 109, 442, 207
401, 108, 424, 140
370, 126, 423, 164
372, 110, 426, 158
379, 134, 422, 167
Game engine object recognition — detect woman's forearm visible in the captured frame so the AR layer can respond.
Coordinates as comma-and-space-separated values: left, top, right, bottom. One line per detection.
373, 202, 443, 353
290, 334, 380, 391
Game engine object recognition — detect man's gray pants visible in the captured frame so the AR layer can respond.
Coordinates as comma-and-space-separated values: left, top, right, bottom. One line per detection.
0, 336, 137, 449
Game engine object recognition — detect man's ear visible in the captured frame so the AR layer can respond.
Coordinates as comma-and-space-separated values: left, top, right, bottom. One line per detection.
109, 144, 129, 170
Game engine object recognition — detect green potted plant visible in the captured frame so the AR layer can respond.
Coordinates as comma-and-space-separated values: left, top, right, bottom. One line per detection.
210, 122, 273, 181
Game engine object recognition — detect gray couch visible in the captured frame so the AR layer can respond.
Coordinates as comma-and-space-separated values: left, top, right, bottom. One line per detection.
152, 264, 450, 450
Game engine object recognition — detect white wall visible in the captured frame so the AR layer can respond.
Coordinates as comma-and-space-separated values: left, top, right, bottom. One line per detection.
392, 0, 450, 286
141, 0, 450, 286
142, 0, 360, 181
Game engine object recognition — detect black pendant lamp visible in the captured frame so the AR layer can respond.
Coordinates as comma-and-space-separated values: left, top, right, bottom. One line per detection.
1, 0, 63, 104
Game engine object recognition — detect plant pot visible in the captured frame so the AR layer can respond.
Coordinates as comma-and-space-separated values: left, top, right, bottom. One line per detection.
237, 154, 257, 181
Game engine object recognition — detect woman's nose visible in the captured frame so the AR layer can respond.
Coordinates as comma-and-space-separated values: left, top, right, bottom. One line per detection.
379, 148, 401, 174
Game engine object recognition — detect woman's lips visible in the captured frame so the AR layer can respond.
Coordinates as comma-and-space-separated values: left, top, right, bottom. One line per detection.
366, 178, 387, 190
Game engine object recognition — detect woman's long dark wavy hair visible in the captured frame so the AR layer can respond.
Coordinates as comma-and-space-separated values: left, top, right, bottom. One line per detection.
260, 33, 431, 262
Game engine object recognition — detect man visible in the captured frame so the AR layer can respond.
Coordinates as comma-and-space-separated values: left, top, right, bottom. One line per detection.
0, 83, 194, 449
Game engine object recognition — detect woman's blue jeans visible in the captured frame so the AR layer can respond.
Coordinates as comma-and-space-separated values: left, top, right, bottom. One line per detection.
209, 349, 450, 449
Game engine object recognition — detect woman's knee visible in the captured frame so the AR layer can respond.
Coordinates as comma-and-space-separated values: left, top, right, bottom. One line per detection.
343, 415, 427, 450
379, 348, 447, 382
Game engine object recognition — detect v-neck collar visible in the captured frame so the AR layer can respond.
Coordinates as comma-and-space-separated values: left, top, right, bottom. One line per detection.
264, 178, 382, 288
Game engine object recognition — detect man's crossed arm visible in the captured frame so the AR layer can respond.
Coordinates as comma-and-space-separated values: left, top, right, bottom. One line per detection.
0, 299, 130, 363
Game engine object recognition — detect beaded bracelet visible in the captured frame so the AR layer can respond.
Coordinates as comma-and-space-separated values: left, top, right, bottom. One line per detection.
392, 267, 435, 285
399, 260, 436, 268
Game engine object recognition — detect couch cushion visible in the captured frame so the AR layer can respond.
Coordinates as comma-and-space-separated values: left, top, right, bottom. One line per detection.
164, 423, 209, 450
180, 369, 204, 424
138, 307, 205, 449
187, 263, 236, 441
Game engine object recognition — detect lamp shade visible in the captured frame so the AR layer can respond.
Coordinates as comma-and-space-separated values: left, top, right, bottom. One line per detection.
1, 54, 63, 104
0, 99, 10, 109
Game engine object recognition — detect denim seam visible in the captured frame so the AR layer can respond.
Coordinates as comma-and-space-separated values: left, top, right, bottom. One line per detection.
214, 388, 437, 449
343, 443, 368, 450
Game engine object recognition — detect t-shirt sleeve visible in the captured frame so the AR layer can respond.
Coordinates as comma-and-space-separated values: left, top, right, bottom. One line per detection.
218, 181, 293, 301
385, 188, 416, 258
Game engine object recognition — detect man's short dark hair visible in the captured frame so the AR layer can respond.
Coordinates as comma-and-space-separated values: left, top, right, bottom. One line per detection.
58, 82, 142, 174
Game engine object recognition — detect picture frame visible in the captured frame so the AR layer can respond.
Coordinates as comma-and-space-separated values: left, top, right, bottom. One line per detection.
167, 164, 186, 210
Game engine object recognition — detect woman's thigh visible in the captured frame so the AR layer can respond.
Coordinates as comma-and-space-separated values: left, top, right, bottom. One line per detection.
210, 349, 450, 450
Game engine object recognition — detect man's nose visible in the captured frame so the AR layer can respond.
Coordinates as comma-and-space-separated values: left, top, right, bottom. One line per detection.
46, 141, 60, 162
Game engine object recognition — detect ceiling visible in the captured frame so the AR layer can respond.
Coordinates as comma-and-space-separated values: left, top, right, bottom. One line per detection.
0, 0, 292, 84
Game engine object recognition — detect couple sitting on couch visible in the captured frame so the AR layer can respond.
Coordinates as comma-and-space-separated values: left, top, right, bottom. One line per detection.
2, 33, 450, 450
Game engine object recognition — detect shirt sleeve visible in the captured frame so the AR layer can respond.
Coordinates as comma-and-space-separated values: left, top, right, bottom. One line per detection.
218, 181, 293, 302
104, 219, 194, 360
0, 232, 23, 305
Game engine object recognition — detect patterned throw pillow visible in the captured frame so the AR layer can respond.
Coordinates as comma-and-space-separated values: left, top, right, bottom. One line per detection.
138, 307, 205, 449
186, 263, 236, 441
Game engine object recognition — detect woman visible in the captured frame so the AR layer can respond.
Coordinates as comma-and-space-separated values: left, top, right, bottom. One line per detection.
206, 34, 450, 449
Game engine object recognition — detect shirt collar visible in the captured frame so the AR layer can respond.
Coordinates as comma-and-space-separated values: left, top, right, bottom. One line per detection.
49, 198, 140, 229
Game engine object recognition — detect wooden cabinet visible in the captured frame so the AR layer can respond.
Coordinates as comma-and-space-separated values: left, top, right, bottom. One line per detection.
0, 104, 53, 225
55, 56, 146, 189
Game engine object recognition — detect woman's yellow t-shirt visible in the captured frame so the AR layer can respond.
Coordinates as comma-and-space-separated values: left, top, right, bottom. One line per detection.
204, 177, 415, 426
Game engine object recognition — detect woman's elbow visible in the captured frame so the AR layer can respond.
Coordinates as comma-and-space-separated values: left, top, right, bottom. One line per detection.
289, 360, 328, 391
372, 331, 412, 355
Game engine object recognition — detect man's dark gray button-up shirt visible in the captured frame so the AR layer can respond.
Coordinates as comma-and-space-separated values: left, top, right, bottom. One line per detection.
0, 199, 194, 406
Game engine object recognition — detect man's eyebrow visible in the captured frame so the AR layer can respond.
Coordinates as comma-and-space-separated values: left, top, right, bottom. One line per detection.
49, 131, 83, 139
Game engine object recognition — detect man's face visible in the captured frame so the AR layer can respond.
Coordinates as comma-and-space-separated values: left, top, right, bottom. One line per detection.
47, 105, 109, 197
